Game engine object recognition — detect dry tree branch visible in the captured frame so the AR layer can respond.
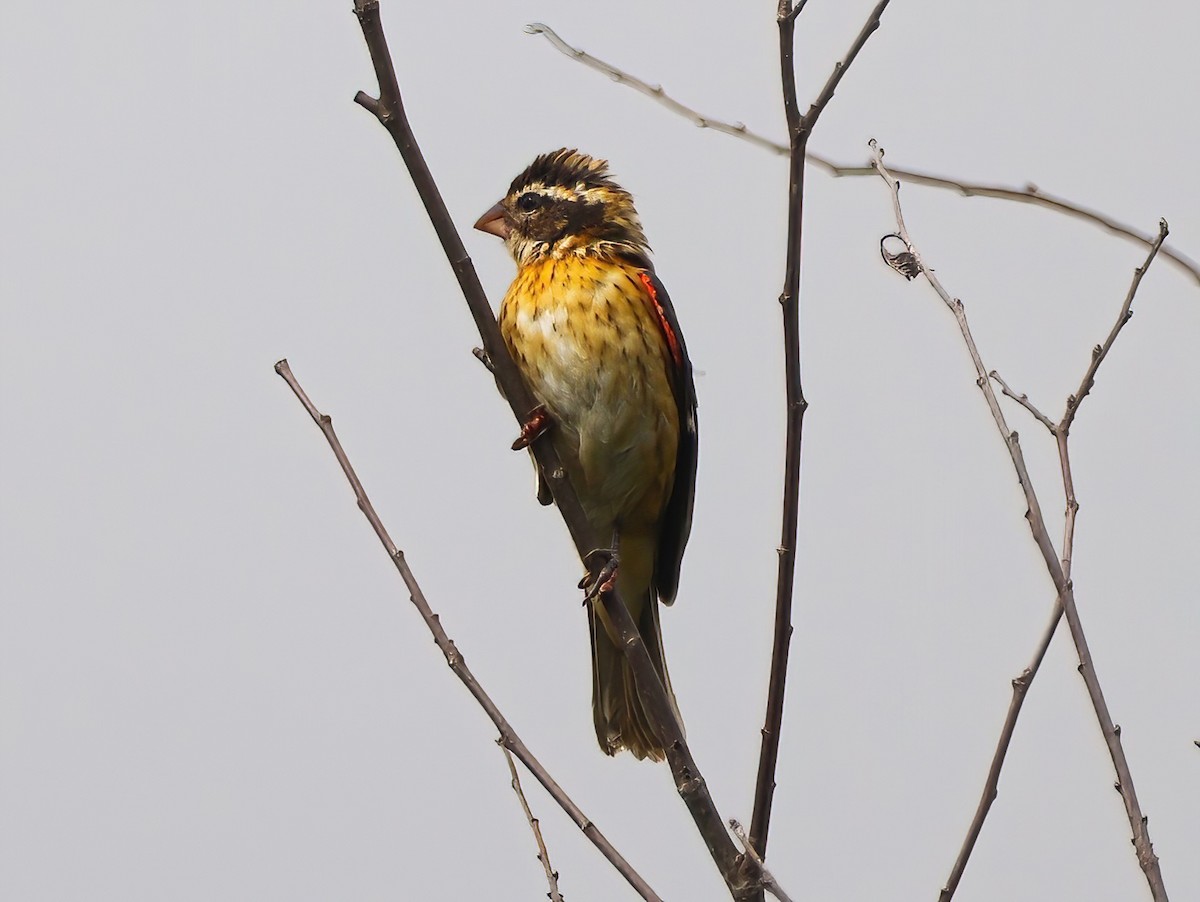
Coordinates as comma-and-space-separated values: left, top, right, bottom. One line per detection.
1054, 225, 1166, 578
995, 219, 1166, 575
273, 359, 658, 901
525, 23, 1200, 288
524, 23, 789, 157
841, 168, 1194, 288
989, 370, 1056, 432
869, 143, 1169, 902
729, 820, 795, 902
346, 2, 754, 897
967, 222, 1169, 901
956, 221, 1168, 901
936, 602, 1061, 902
747, 0, 892, 866
500, 742, 565, 902
1061, 232, 1166, 436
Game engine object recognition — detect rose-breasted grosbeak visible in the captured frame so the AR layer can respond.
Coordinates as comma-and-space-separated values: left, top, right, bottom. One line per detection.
475, 149, 698, 761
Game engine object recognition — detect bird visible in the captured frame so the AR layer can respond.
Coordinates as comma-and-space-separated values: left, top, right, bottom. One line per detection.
474, 148, 698, 761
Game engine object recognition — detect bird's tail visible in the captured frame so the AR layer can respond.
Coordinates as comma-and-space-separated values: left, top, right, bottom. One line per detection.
590, 578, 682, 761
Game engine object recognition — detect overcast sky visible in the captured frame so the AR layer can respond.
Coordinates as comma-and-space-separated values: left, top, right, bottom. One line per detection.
3, 2, 1198, 900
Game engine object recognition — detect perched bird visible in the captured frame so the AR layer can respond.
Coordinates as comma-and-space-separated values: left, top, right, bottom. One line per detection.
475, 149, 698, 761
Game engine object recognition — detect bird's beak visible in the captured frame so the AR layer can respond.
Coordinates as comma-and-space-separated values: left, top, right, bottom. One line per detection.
474, 202, 510, 240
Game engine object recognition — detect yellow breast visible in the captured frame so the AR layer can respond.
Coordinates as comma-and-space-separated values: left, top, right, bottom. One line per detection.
498, 256, 679, 530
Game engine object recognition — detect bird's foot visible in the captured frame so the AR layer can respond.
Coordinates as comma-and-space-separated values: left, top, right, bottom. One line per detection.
578, 547, 620, 601
511, 405, 550, 451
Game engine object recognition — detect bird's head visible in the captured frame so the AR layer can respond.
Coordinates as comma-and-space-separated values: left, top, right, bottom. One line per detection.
474, 148, 649, 267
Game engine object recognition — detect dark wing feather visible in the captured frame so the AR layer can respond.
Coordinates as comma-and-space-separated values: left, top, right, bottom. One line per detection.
639, 268, 698, 606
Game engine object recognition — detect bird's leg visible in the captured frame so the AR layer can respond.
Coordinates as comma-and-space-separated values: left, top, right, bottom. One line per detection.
511, 404, 550, 451
578, 530, 620, 602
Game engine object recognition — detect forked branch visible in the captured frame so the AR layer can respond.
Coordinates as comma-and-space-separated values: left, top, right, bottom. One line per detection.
747, 0, 892, 866
730, 820, 795, 902
949, 220, 1167, 901
870, 143, 1169, 902
501, 743, 565, 902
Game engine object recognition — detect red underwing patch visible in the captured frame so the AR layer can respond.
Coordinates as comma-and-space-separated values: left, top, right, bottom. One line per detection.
637, 271, 683, 370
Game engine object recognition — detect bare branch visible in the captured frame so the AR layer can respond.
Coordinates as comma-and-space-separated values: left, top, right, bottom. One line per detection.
870, 143, 1169, 902
273, 359, 659, 901
525, 24, 1200, 287
747, 0, 892, 867
472, 347, 495, 373
1054, 428, 1080, 582
871, 138, 1064, 578
938, 606, 1058, 902
797, 0, 891, 135
729, 820, 795, 902
941, 221, 1169, 902
1062, 220, 1170, 433
501, 742, 565, 902
347, 3, 751, 896
836, 168, 1196, 288
524, 23, 789, 157
1055, 221, 1168, 590
989, 370, 1057, 433
783, 1, 811, 23
745, 6, 806, 868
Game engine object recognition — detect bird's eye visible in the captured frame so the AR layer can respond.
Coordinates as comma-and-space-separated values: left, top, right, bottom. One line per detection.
516, 192, 543, 213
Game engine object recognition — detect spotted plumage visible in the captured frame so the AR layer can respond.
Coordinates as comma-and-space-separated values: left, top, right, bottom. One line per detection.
476, 149, 698, 760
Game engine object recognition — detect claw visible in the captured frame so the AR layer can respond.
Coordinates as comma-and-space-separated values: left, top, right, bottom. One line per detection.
579, 547, 620, 602
511, 405, 550, 451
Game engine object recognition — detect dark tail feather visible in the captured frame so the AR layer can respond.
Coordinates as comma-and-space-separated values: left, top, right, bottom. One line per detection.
590, 589, 682, 761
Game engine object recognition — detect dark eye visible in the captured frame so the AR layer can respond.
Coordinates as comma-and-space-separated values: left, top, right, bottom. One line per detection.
516, 192, 543, 213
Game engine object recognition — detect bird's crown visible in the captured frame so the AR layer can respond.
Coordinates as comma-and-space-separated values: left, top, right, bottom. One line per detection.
496, 148, 649, 266
507, 148, 619, 197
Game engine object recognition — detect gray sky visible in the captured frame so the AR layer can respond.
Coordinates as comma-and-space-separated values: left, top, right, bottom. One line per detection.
3, 2, 1197, 900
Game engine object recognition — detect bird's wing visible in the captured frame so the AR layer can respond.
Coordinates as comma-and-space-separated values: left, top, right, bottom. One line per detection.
637, 268, 698, 606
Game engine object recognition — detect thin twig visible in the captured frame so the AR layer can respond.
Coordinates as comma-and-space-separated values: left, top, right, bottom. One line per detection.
348, 3, 752, 897
783, 0, 811, 23
273, 359, 658, 902
798, 0, 890, 132
840, 166, 1196, 288
988, 370, 1057, 433
1046, 234, 1171, 902
1058, 220, 1167, 580
501, 742, 565, 902
746, 0, 892, 868
937, 603, 1058, 902
524, 23, 789, 157
940, 225, 1168, 901
729, 820, 794, 902
1062, 222, 1169, 435
525, 23, 1200, 287
870, 143, 1169, 902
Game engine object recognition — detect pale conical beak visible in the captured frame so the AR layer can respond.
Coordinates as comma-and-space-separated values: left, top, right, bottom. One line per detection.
474, 202, 510, 239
